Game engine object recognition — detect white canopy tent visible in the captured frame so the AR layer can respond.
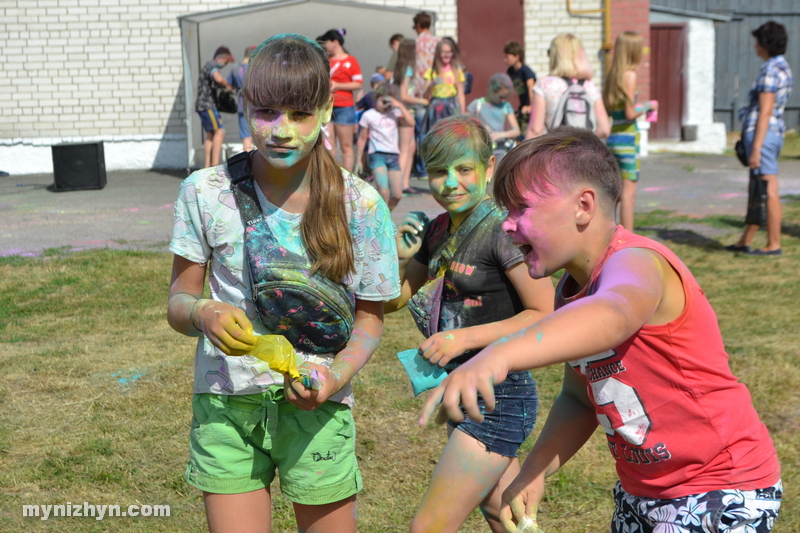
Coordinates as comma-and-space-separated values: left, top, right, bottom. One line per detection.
178, 0, 432, 170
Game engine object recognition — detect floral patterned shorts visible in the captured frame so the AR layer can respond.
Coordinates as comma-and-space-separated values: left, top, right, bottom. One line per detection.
611, 479, 782, 533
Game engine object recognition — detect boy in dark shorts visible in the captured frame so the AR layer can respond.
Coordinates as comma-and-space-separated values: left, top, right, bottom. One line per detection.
421, 127, 783, 533
196, 46, 235, 168
503, 41, 536, 136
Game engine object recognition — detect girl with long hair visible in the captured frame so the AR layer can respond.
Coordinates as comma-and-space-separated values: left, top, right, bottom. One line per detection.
317, 28, 363, 172
419, 38, 466, 141
393, 38, 429, 193
525, 33, 609, 139
387, 115, 554, 533
167, 34, 400, 533
603, 31, 658, 231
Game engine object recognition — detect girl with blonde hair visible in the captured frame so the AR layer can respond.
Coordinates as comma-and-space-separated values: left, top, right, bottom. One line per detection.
603, 31, 658, 231
525, 33, 609, 139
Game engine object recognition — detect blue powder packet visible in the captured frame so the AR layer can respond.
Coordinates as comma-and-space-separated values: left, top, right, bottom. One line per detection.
397, 348, 446, 396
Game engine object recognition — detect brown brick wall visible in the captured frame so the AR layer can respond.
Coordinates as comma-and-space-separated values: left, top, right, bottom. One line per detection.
610, 0, 650, 103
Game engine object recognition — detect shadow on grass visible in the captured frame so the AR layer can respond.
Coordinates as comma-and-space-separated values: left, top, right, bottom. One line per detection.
716, 216, 746, 230
637, 227, 724, 250
714, 211, 800, 239
780, 222, 800, 239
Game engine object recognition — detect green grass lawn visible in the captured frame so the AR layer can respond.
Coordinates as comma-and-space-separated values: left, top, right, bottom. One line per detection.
1, 199, 799, 532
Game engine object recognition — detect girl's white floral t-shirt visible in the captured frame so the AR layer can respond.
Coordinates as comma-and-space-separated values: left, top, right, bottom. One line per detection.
170, 164, 401, 405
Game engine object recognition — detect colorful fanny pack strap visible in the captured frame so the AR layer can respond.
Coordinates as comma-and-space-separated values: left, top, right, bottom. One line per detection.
227, 151, 280, 246
225, 151, 350, 297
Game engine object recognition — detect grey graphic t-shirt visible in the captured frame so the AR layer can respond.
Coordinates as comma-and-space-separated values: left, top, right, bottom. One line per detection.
414, 200, 525, 365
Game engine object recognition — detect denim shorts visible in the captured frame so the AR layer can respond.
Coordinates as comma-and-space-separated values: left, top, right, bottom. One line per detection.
368, 151, 401, 171
198, 108, 224, 132
447, 370, 538, 457
612, 479, 782, 533
332, 105, 357, 125
744, 128, 784, 175
236, 112, 251, 140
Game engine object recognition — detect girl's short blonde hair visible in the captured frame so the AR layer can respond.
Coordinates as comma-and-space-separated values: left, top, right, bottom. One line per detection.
548, 33, 593, 80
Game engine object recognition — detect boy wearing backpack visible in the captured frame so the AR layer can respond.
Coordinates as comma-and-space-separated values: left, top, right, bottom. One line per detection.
524, 34, 610, 139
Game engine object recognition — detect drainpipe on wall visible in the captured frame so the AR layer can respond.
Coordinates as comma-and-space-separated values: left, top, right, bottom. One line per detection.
566, 0, 612, 73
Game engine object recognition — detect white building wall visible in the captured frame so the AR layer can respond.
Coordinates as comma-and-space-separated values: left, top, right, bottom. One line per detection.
0, 0, 456, 175
524, 0, 605, 88
649, 12, 727, 153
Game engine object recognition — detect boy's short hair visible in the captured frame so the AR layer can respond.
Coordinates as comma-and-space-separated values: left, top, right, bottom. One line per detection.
389, 33, 404, 45
373, 81, 391, 99
503, 40, 525, 63
413, 12, 432, 30
494, 127, 621, 215
752, 21, 787, 57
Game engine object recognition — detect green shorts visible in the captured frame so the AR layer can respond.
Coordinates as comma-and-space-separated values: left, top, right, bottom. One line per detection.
185, 387, 362, 505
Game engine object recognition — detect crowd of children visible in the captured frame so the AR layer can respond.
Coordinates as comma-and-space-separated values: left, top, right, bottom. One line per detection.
177, 21, 787, 533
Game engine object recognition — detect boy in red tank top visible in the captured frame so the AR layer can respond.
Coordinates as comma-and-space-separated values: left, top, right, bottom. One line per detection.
419, 127, 782, 533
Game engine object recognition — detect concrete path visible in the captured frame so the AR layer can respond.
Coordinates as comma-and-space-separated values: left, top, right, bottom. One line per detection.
2, 153, 799, 257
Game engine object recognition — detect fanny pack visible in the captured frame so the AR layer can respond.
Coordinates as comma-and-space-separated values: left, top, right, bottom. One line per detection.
227, 151, 356, 355
407, 199, 497, 338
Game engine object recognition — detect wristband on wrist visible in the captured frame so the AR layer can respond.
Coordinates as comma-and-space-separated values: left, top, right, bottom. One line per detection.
189, 299, 204, 331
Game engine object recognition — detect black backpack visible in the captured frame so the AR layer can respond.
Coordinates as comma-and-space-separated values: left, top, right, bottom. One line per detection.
549, 77, 596, 131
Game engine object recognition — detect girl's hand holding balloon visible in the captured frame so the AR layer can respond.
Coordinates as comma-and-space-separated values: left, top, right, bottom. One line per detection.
191, 299, 256, 356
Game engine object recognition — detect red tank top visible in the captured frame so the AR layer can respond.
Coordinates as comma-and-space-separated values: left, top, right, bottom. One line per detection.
556, 227, 780, 499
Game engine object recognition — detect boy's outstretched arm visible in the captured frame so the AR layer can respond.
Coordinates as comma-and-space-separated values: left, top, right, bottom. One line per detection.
420, 247, 670, 425
500, 365, 598, 532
